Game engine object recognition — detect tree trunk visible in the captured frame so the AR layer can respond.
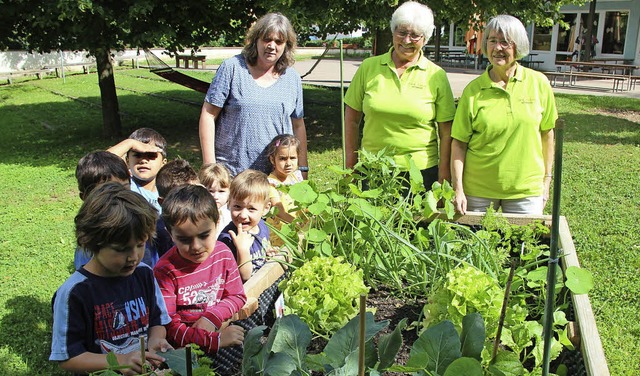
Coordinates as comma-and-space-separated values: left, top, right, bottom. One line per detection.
373, 28, 393, 56
95, 48, 122, 137
584, 0, 597, 62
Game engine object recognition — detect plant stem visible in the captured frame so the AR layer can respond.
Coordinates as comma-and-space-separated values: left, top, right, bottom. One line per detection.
493, 257, 517, 359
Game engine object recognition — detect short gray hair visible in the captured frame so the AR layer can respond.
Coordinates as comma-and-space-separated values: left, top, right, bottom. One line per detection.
482, 15, 530, 60
390, 1, 435, 43
242, 13, 297, 75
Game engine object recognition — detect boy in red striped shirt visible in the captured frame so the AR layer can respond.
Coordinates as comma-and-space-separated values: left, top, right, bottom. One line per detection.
153, 184, 246, 355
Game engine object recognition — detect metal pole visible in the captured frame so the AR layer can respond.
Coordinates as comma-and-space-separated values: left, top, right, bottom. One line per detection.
541, 119, 565, 376
340, 40, 346, 169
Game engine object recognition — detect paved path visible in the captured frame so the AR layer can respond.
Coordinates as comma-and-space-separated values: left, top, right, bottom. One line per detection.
292, 58, 640, 99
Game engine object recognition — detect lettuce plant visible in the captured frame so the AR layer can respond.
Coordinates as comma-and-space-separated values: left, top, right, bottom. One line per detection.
278, 256, 369, 337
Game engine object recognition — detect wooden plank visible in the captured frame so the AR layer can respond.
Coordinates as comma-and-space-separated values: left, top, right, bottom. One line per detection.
558, 216, 610, 376
242, 253, 287, 299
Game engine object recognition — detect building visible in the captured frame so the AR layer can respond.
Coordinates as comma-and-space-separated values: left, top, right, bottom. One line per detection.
430, 0, 640, 71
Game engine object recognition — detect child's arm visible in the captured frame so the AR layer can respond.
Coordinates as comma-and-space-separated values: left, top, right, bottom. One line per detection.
60, 350, 166, 376
228, 225, 255, 282
153, 266, 230, 354
270, 196, 295, 223
147, 325, 173, 355
107, 138, 163, 160
198, 250, 247, 328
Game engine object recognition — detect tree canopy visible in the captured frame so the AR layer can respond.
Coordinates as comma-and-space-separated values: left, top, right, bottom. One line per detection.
0, 0, 585, 136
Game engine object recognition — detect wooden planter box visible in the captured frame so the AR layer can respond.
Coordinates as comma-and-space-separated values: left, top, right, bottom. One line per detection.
441, 212, 609, 376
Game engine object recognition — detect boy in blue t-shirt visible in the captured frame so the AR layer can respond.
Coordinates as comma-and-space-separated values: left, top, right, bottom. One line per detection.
50, 182, 172, 375
107, 127, 167, 214
218, 169, 274, 282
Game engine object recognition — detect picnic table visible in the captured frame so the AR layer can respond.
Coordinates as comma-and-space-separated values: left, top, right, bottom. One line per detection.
554, 61, 638, 91
521, 53, 543, 70
175, 54, 207, 69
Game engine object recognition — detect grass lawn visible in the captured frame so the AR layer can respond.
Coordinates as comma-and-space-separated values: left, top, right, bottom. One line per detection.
0, 68, 638, 375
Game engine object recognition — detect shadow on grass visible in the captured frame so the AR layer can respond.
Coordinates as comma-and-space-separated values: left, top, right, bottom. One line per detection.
0, 84, 342, 170
561, 112, 640, 145
0, 295, 62, 375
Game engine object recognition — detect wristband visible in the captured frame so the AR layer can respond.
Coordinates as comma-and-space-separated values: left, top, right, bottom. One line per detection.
298, 166, 309, 172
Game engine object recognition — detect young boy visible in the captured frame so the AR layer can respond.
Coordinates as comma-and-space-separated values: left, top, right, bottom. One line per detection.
108, 127, 167, 214
218, 169, 273, 282
154, 158, 200, 258
73, 151, 134, 270
153, 184, 246, 357
50, 182, 172, 375
198, 163, 232, 238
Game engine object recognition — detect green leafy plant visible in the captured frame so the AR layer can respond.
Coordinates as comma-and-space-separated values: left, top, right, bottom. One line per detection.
242, 312, 397, 376
278, 256, 369, 337
269, 149, 504, 298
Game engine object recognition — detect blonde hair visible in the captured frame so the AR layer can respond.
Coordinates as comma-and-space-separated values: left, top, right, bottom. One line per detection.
230, 169, 270, 203
199, 163, 232, 190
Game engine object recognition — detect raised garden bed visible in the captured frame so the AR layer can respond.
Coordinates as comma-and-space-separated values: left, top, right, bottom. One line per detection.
433, 211, 609, 376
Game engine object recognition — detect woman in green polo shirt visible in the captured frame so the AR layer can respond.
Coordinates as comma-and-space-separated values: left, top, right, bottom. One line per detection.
451, 15, 557, 215
344, 1, 456, 191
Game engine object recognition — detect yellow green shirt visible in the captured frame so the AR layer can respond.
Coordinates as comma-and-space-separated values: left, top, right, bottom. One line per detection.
451, 64, 557, 199
344, 48, 456, 170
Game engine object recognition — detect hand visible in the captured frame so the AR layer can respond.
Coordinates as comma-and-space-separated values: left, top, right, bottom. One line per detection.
192, 316, 218, 332
117, 350, 166, 376
130, 140, 163, 155
266, 246, 279, 257
229, 225, 254, 258
219, 324, 245, 348
453, 189, 467, 215
542, 177, 552, 208
147, 337, 174, 354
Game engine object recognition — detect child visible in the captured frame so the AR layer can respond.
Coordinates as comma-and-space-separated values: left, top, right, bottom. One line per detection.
108, 127, 167, 214
266, 134, 304, 224
154, 158, 200, 258
156, 158, 200, 202
50, 182, 172, 375
73, 151, 153, 270
198, 163, 232, 238
153, 184, 246, 357
218, 169, 272, 282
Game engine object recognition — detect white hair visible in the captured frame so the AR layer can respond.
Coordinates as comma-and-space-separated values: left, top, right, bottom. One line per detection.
482, 15, 530, 60
390, 1, 435, 43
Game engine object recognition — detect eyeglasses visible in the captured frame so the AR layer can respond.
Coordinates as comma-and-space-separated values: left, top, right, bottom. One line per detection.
394, 30, 424, 42
487, 38, 513, 49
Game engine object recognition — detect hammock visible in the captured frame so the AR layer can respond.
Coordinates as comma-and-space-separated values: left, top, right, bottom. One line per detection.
143, 49, 211, 93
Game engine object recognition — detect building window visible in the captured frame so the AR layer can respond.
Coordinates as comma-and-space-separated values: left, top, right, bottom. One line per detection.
556, 13, 578, 53
532, 25, 552, 51
454, 24, 466, 47
601, 11, 628, 54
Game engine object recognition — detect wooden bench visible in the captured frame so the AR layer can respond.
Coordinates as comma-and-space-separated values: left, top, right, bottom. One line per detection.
0, 68, 56, 84
544, 71, 627, 92
44, 62, 94, 77
175, 54, 207, 69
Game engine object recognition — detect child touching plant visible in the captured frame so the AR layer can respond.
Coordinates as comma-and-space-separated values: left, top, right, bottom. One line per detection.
50, 182, 172, 375
198, 163, 232, 238
266, 134, 305, 224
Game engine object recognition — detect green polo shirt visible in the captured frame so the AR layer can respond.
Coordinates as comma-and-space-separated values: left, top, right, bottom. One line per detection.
451, 64, 558, 199
344, 48, 456, 170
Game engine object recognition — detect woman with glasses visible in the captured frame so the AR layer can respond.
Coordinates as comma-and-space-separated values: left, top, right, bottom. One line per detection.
344, 1, 456, 191
451, 15, 557, 215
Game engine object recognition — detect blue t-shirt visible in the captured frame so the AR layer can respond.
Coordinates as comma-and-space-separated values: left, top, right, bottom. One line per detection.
204, 55, 304, 176
218, 220, 270, 274
50, 264, 170, 362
